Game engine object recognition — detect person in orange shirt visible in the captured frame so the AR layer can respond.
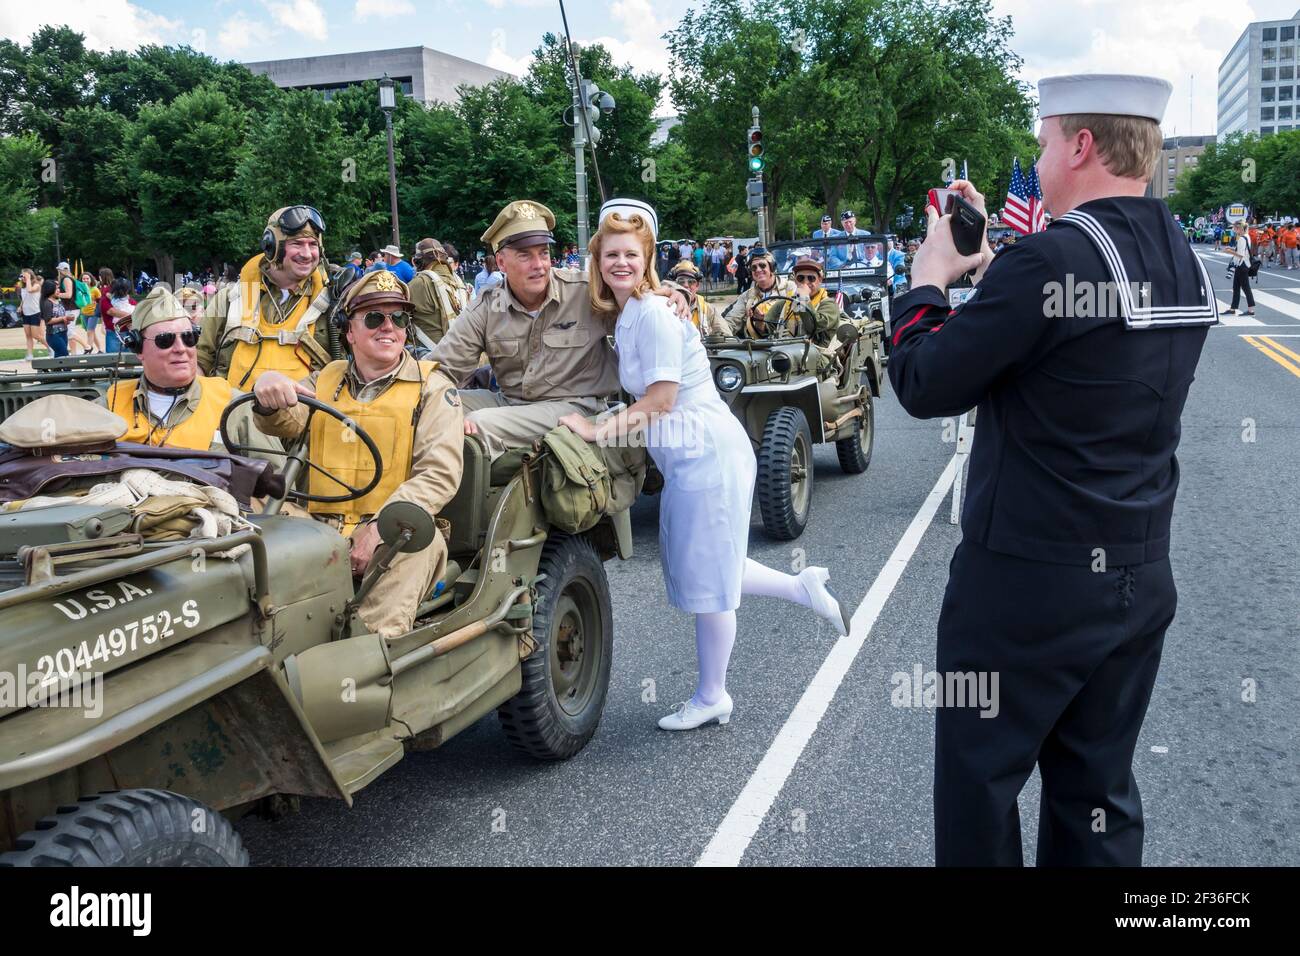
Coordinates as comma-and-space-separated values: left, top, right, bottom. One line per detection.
1262, 226, 1276, 266
1283, 224, 1299, 270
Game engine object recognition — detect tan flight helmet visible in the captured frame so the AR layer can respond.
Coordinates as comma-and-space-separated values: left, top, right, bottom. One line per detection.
261, 205, 326, 263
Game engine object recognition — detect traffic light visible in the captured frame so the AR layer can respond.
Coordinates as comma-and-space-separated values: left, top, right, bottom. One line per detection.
747, 126, 764, 172
746, 178, 764, 211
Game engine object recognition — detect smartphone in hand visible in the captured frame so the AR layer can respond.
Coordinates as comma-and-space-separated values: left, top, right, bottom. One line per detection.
946, 194, 987, 257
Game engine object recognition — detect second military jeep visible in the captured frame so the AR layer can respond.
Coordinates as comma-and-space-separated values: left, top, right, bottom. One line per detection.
0, 358, 634, 866
706, 238, 889, 539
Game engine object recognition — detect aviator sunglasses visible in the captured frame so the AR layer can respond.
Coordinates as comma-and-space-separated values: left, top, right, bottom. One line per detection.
145, 328, 201, 349
362, 310, 411, 330
794, 274, 819, 284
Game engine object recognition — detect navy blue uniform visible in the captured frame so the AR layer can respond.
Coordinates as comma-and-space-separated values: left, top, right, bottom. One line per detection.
888, 197, 1212, 866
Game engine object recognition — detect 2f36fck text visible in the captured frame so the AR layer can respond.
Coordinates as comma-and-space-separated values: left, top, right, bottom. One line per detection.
1125, 891, 1250, 907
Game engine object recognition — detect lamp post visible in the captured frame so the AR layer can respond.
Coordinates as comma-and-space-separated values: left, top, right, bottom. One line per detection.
378, 74, 400, 248
52, 219, 61, 266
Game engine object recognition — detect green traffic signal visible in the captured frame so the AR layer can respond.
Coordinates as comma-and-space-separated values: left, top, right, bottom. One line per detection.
748, 155, 764, 172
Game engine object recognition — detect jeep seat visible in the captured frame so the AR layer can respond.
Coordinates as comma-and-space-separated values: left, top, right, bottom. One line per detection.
439, 435, 490, 557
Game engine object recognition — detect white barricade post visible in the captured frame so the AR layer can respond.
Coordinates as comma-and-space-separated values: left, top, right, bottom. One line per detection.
946, 285, 979, 525
950, 408, 976, 525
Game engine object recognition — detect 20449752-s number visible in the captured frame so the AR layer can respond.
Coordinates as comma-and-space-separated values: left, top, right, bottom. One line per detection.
34, 600, 202, 687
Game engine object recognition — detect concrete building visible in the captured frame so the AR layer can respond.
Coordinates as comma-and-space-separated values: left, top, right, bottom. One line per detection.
1218, 10, 1300, 138
242, 47, 510, 107
1153, 135, 1216, 199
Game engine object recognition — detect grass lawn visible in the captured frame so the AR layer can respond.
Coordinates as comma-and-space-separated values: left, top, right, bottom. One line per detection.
0, 348, 47, 361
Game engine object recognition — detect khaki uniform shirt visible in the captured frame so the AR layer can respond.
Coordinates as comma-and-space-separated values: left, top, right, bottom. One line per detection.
794, 291, 843, 347
252, 352, 464, 520
721, 275, 799, 335
429, 268, 620, 402
197, 262, 333, 377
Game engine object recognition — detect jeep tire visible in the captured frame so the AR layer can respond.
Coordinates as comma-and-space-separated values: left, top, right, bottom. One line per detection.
0, 789, 248, 866
757, 406, 814, 540
498, 533, 612, 760
835, 393, 874, 474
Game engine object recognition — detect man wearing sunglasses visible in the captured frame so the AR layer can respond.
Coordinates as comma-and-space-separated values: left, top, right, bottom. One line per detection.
251, 269, 465, 638
667, 260, 727, 338
105, 284, 235, 451
198, 205, 335, 390
721, 246, 799, 338
789, 257, 843, 348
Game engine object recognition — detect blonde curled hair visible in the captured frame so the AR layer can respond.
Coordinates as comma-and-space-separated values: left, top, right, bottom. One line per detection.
588, 212, 660, 316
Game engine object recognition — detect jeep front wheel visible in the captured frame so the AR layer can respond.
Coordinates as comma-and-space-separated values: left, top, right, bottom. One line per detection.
757, 406, 813, 540
498, 533, 612, 760
0, 789, 247, 866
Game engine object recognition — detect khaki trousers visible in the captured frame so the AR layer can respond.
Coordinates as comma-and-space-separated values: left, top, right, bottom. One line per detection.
458, 390, 608, 458
356, 526, 448, 639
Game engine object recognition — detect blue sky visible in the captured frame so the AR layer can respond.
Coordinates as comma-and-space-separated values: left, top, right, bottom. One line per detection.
5, 0, 1300, 132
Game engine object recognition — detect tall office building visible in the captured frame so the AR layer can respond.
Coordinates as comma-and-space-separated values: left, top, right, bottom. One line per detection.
1219, 10, 1300, 138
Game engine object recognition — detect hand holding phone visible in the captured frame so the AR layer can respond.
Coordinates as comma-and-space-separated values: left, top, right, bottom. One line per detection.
945, 194, 987, 257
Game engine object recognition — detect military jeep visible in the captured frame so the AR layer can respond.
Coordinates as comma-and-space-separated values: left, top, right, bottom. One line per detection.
707, 237, 890, 540
0, 356, 631, 866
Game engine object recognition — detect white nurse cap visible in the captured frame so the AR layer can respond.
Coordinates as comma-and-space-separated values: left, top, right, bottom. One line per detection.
598, 198, 658, 241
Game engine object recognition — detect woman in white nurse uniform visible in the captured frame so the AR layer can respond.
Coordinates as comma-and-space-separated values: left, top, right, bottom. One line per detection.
560, 204, 850, 731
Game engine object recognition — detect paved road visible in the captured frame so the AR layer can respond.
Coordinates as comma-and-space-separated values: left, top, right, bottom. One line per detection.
238, 258, 1298, 865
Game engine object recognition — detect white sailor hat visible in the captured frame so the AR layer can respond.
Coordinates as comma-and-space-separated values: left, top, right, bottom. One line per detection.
598, 198, 658, 241
1038, 74, 1173, 122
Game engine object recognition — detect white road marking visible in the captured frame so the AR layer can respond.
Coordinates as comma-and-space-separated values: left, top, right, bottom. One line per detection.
1246, 289, 1300, 322
696, 453, 962, 868
1151, 746, 1170, 754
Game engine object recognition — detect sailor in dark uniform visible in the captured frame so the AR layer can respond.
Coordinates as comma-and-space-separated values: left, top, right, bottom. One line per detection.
888, 74, 1215, 866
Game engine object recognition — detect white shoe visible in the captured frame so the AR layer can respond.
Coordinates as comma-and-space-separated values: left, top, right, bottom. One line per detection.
658, 693, 733, 730
799, 566, 850, 636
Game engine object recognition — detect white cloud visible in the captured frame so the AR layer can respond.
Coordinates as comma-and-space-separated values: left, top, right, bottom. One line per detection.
993, 0, 1265, 136
353, 0, 415, 20
265, 0, 328, 43
0, 0, 182, 51
216, 13, 259, 56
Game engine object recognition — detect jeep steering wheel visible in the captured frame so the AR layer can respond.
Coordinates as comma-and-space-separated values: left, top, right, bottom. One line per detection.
747, 294, 803, 338
219, 390, 384, 505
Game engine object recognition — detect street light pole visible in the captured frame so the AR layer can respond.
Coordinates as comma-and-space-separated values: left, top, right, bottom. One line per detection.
379, 74, 400, 248
52, 219, 61, 266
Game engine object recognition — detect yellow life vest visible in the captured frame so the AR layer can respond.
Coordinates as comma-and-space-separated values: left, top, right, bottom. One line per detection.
107, 376, 233, 451
224, 255, 329, 389
307, 360, 436, 535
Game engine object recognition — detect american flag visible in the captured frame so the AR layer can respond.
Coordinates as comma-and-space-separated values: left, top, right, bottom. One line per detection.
1004, 157, 1046, 235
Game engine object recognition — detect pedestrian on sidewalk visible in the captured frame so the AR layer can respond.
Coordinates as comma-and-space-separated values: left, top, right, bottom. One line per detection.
1224, 225, 1256, 315
40, 278, 70, 358
18, 268, 45, 359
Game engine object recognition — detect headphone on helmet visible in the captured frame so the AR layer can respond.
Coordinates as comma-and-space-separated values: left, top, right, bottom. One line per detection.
119, 326, 144, 354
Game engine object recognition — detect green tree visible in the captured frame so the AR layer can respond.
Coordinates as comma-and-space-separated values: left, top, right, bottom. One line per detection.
0, 133, 50, 273
125, 86, 249, 279
236, 88, 391, 264
400, 79, 575, 255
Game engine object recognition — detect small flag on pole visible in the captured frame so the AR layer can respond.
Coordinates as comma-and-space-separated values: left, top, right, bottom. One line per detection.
1004, 157, 1046, 235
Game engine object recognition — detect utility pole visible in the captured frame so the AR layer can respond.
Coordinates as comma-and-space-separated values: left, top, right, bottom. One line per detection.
564, 46, 614, 264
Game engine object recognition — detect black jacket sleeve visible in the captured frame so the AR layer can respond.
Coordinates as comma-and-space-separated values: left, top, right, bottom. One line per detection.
887, 242, 1058, 419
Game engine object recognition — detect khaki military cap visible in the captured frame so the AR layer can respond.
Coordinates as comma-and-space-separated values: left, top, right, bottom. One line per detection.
341, 268, 414, 315
481, 200, 556, 253
133, 283, 189, 333
793, 256, 824, 276
0, 395, 128, 448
